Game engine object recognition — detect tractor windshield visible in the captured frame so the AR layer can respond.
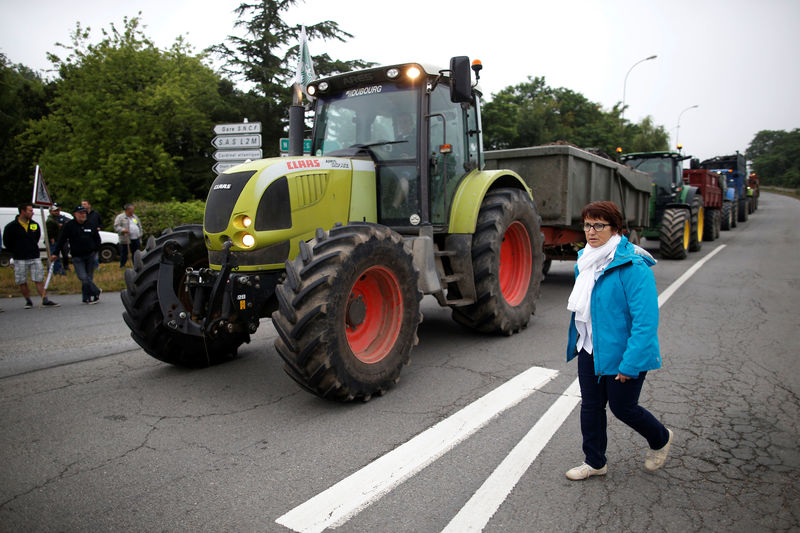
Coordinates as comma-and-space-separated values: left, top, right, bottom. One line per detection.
312, 83, 418, 162
625, 157, 678, 193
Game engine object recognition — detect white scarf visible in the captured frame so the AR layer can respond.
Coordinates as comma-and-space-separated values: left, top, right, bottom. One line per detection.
567, 234, 621, 323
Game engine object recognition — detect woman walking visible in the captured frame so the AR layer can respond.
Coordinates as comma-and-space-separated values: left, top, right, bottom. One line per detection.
565, 201, 673, 480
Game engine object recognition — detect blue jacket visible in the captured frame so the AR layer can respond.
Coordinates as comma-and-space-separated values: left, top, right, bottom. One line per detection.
566, 236, 661, 378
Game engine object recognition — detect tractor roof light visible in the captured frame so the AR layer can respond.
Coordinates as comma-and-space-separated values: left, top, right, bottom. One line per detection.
406, 66, 422, 80
386, 68, 399, 79
307, 85, 316, 96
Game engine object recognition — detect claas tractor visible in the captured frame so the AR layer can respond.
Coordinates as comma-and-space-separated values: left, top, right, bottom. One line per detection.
121, 57, 544, 401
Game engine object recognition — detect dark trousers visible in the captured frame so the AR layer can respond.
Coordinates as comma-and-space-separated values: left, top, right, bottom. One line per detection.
73, 253, 101, 302
119, 238, 140, 267
577, 349, 669, 469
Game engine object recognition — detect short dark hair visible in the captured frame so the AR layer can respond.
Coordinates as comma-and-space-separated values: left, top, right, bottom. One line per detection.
18, 203, 33, 213
124, 203, 134, 210
581, 201, 623, 232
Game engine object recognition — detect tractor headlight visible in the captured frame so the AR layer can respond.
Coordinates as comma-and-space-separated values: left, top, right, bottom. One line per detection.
233, 214, 252, 229
240, 233, 255, 248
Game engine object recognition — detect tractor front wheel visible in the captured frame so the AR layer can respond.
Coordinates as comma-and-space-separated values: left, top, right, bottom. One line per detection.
451, 188, 544, 335
272, 223, 422, 402
121, 224, 247, 367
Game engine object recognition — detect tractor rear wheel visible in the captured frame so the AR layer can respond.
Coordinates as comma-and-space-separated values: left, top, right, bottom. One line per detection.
121, 224, 247, 367
451, 188, 544, 335
721, 202, 732, 231
689, 196, 704, 252
659, 207, 690, 260
738, 197, 749, 222
272, 223, 422, 402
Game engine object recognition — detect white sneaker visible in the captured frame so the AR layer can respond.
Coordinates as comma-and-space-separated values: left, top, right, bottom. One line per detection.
645, 428, 674, 471
566, 463, 607, 480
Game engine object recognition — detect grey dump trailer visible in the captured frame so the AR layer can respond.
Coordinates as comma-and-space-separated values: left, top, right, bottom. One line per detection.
484, 144, 652, 269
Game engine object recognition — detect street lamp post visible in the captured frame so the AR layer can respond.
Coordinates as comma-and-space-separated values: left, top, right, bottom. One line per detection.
620, 55, 658, 152
676, 104, 699, 150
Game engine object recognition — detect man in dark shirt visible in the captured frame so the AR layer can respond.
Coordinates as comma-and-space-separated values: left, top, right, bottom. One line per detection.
53, 205, 102, 304
3, 203, 59, 309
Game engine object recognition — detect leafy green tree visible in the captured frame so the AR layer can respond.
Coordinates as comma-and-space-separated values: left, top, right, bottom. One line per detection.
210, 0, 373, 155
746, 129, 800, 188
481, 76, 668, 155
0, 54, 50, 205
18, 17, 228, 214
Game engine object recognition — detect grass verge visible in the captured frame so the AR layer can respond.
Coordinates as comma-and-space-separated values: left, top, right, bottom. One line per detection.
1, 262, 127, 299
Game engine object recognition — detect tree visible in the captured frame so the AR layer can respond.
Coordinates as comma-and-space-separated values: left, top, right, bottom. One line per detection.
210, 0, 373, 155
746, 129, 800, 188
18, 17, 229, 214
0, 54, 50, 205
481, 76, 668, 155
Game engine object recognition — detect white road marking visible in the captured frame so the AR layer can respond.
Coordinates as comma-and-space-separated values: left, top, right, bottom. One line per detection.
440, 244, 727, 531
275, 366, 558, 533
441, 378, 582, 533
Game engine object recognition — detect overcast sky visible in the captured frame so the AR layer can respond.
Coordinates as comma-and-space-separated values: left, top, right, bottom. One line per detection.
1, 0, 798, 161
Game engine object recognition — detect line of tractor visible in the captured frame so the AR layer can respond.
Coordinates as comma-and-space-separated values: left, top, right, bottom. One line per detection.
121, 57, 759, 401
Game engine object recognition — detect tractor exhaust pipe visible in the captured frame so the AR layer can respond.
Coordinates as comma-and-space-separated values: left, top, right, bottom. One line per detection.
288, 103, 305, 157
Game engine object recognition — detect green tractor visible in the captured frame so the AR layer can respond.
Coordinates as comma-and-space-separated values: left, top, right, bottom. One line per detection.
121, 57, 544, 401
620, 151, 703, 260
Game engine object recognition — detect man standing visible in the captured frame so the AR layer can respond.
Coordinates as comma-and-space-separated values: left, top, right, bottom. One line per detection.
52, 205, 102, 304
46, 203, 69, 274
3, 203, 60, 309
113, 203, 143, 268
81, 199, 102, 230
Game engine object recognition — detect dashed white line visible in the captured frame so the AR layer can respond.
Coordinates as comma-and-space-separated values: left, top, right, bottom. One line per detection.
275, 366, 558, 533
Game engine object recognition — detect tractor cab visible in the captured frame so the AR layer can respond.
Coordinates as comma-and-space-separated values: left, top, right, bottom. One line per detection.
621, 151, 690, 225
306, 59, 483, 230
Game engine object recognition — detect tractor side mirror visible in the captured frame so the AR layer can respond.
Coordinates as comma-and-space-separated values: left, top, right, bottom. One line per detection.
450, 56, 472, 103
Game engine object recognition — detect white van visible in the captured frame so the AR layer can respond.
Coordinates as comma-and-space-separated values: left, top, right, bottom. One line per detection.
0, 206, 120, 267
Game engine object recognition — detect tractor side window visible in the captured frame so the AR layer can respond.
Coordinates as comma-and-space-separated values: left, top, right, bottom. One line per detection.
429, 84, 468, 224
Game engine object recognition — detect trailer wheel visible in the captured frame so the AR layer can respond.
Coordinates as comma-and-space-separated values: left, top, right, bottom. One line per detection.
121, 224, 247, 367
659, 207, 690, 260
689, 196, 704, 252
714, 209, 721, 239
272, 223, 422, 402
451, 188, 544, 335
703, 209, 715, 242
738, 197, 748, 222
731, 201, 738, 228
721, 202, 732, 231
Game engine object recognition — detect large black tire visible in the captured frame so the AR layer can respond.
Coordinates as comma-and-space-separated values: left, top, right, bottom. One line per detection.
272, 223, 422, 402
721, 202, 732, 231
451, 188, 544, 335
121, 224, 247, 367
659, 207, 690, 260
689, 195, 704, 252
737, 196, 748, 222
731, 201, 738, 228
703, 209, 717, 242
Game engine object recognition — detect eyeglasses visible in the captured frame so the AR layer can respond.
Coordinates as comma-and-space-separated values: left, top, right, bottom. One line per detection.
583, 222, 610, 232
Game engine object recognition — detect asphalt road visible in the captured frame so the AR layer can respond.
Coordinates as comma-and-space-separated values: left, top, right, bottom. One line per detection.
1, 192, 798, 532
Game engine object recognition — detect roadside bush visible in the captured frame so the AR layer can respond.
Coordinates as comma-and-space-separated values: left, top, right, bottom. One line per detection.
134, 200, 205, 239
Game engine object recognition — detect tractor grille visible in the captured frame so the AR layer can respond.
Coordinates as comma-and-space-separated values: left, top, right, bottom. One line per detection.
204, 170, 256, 233
293, 173, 329, 208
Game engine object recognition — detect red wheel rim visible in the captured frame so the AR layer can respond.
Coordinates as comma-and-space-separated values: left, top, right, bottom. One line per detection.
499, 221, 532, 306
345, 266, 404, 364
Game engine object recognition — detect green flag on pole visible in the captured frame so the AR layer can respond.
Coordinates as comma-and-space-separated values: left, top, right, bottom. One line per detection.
295, 26, 315, 98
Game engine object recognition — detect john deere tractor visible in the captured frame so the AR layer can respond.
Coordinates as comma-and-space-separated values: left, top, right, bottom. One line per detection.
121, 57, 544, 401
620, 151, 703, 260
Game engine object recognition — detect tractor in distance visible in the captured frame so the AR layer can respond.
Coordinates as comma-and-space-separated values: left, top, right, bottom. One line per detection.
698, 152, 749, 225
620, 151, 704, 259
122, 57, 545, 402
